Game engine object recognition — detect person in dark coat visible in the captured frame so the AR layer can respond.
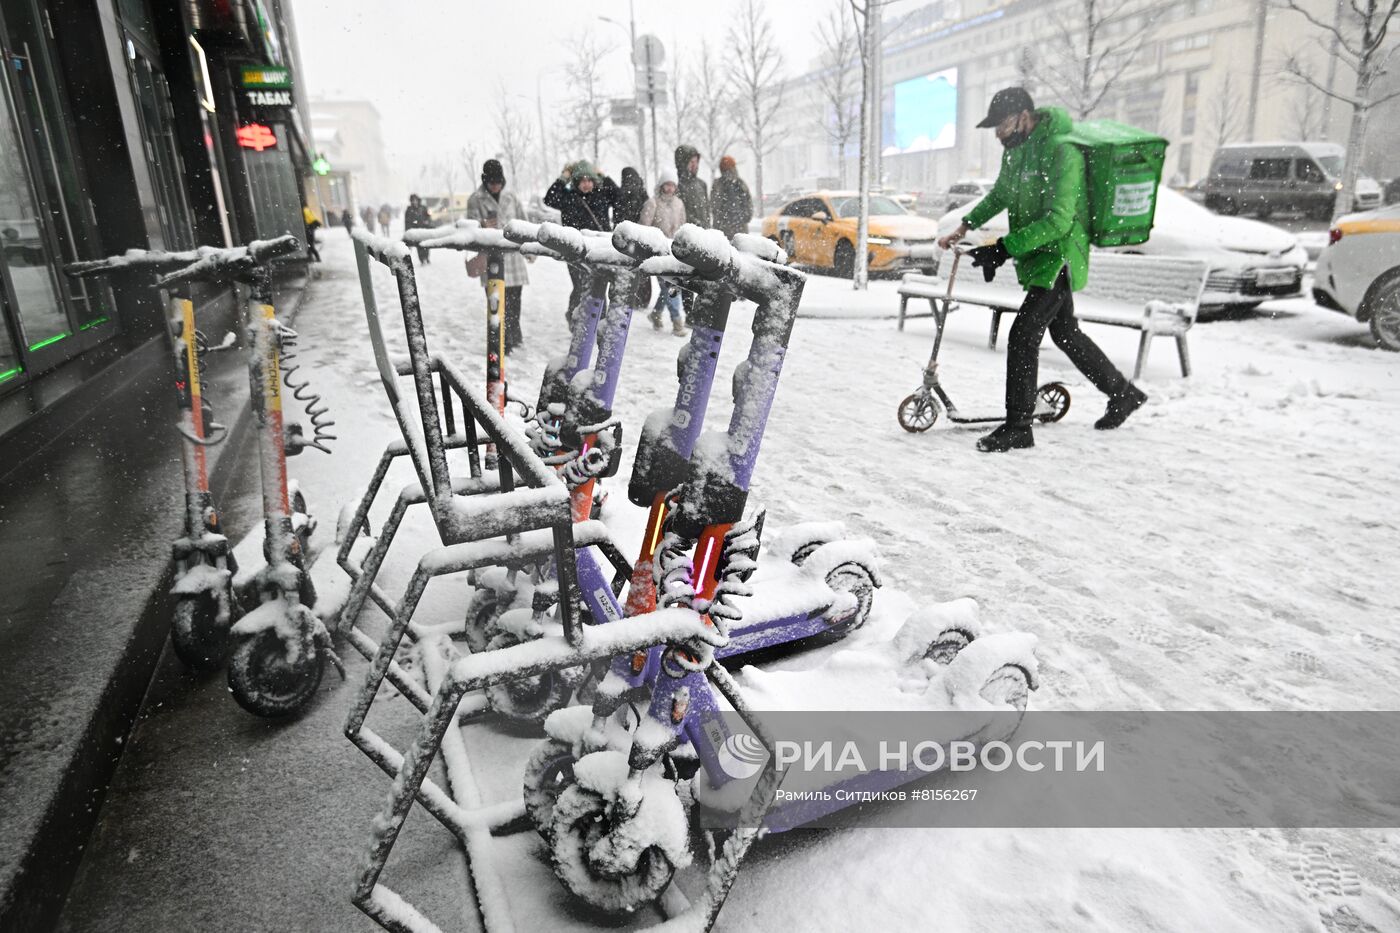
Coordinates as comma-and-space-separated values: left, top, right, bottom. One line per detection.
710, 155, 753, 239
544, 160, 620, 318
615, 166, 652, 309
404, 193, 434, 263
673, 145, 709, 317
341, 208, 355, 233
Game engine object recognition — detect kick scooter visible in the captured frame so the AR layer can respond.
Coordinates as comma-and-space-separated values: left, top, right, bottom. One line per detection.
64, 247, 259, 670
897, 246, 1072, 432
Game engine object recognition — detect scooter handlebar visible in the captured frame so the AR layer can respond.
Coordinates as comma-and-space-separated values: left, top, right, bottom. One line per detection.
68, 235, 300, 285
611, 221, 671, 261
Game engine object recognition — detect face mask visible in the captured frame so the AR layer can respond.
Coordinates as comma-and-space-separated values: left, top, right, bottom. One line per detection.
1000, 129, 1030, 149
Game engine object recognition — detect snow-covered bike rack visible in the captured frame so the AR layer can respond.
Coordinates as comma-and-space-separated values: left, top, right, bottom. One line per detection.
349, 226, 814, 933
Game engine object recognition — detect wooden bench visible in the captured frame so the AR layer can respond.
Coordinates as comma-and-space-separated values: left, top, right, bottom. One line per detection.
897, 251, 1210, 380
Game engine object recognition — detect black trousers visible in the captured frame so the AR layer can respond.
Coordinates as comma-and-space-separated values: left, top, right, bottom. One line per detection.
1005, 268, 1126, 418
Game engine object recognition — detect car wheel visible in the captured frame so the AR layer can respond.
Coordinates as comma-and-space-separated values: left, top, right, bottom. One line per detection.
1363, 267, 1400, 352
1256, 204, 1273, 221
833, 240, 855, 278
1217, 197, 1239, 216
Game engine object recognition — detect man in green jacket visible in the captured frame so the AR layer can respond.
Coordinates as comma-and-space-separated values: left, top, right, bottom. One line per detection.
938, 87, 1147, 452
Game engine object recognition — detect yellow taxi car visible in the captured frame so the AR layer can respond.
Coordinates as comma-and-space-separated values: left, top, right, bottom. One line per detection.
761, 190, 942, 276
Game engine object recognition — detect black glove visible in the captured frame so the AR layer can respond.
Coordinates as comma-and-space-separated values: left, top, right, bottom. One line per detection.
969, 239, 1010, 283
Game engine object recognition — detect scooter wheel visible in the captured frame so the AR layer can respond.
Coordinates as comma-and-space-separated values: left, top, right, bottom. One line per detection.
897, 392, 939, 432
171, 592, 230, 672
924, 627, 975, 665
291, 489, 313, 559
980, 663, 1033, 713
549, 784, 679, 914
483, 631, 584, 730
227, 627, 324, 718
1034, 382, 1071, 423
820, 561, 878, 638
523, 738, 577, 839
456, 589, 503, 653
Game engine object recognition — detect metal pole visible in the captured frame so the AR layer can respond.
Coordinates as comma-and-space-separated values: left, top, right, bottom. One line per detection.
1245, 0, 1268, 140
1320, 0, 1344, 139
854, 0, 877, 290
630, 2, 647, 176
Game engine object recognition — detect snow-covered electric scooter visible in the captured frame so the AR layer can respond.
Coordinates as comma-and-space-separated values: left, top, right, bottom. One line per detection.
897, 246, 1072, 432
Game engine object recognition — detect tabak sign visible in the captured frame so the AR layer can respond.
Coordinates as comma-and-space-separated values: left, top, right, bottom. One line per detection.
237, 64, 293, 118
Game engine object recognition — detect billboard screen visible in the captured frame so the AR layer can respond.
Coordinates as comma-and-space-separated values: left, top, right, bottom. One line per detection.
883, 67, 958, 155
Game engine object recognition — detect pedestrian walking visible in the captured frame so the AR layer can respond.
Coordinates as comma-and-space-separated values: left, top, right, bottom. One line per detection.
467, 159, 530, 352
301, 204, 322, 263
710, 155, 753, 239
673, 145, 709, 319
640, 167, 687, 335
616, 166, 652, 309
361, 204, 376, 232
377, 203, 392, 237
543, 160, 620, 320
938, 87, 1147, 452
404, 194, 434, 264
341, 208, 355, 233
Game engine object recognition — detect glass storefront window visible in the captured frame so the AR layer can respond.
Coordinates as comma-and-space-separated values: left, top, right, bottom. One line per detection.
0, 72, 68, 352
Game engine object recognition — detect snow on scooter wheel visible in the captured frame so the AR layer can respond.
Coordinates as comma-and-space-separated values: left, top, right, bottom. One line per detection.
924, 626, 976, 665
456, 589, 504, 654
819, 560, 878, 638
170, 591, 229, 672
775, 521, 846, 567
483, 631, 584, 728
979, 664, 1033, 712
897, 390, 940, 433
1034, 382, 1071, 423
523, 738, 577, 839
227, 612, 325, 718
548, 755, 690, 915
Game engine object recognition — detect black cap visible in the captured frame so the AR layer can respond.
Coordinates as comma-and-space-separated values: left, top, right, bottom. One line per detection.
482, 159, 505, 185
977, 87, 1035, 128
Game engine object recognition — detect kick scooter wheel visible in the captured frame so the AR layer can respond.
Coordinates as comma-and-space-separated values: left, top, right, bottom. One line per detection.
1034, 382, 1072, 423
170, 591, 230, 672
227, 624, 325, 717
897, 391, 940, 432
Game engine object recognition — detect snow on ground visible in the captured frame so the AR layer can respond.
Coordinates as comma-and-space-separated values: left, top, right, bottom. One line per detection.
283, 231, 1399, 932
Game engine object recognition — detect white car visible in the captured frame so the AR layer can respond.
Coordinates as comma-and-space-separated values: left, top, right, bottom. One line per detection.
938, 186, 1309, 310
1312, 203, 1400, 350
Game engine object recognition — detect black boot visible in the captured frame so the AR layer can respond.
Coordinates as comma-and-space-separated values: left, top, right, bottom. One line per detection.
1095, 383, 1148, 430
977, 415, 1034, 453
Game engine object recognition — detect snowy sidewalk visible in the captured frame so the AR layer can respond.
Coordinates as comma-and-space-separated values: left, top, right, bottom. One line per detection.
56, 234, 1400, 932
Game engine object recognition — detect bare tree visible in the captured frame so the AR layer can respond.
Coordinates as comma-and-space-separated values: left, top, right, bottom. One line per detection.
1207, 71, 1246, 150
727, 0, 786, 208
493, 90, 535, 195
1032, 0, 1157, 118
666, 43, 697, 169
562, 30, 614, 164
690, 39, 737, 180
1287, 81, 1327, 140
814, 3, 861, 187
1279, 0, 1400, 220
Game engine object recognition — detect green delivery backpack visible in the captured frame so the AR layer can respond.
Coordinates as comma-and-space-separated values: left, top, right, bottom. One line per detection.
1057, 120, 1168, 247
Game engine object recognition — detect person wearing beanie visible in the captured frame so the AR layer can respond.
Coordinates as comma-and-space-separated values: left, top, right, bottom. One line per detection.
544, 158, 621, 320
710, 154, 753, 240
467, 159, 530, 351
404, 193, 434, 263
640, 167, 688, 335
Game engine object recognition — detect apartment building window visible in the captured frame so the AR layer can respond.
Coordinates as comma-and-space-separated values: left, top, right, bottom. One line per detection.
1182, 70, 1202, 136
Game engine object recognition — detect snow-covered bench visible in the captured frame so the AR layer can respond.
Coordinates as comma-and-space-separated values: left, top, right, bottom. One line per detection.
896, 251, 1210, 380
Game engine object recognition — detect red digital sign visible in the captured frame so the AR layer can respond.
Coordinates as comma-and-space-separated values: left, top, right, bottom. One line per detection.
236, 123, 277, 151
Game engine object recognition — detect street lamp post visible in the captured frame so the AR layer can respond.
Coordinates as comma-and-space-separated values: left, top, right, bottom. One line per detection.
600, 5, 647, 178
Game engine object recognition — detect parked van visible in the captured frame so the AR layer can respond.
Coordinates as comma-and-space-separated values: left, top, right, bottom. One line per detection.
1203, 142, 1381, 220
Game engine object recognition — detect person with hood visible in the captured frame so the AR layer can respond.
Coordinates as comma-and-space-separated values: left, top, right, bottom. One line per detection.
673, 145, 710, 318
640, 167, 687, 335
467, 159, 530, 352
615, 166, 652, 308
710, 155, 753, 239
544, 160, 620, 319
341, 208, 355, 233
377, 203, 392, 237
301, 205, 322, 262
361, 204, 376, 232
938, 87, 1146, 453
404, 194, 434, 264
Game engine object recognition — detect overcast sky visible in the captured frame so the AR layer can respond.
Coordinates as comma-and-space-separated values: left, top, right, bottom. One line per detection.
291, 0, 830, 187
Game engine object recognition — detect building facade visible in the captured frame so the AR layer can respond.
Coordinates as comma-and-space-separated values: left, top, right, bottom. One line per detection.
0, 0, 314, 438
767, 0, 1400, 201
